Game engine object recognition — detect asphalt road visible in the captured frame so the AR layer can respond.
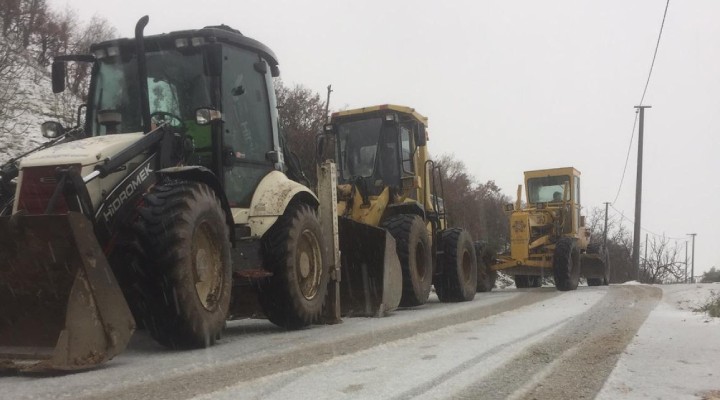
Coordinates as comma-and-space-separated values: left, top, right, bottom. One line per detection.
1, 285, 663, 400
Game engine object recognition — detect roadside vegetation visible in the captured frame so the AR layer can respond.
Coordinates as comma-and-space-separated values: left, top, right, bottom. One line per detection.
693, 290, 720, 318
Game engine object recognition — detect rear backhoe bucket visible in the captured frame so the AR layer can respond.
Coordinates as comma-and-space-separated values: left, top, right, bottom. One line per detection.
339, 218, 402, 317
0, 212, 134, 373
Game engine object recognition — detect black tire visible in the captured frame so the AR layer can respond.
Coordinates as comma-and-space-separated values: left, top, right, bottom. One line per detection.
138, 181, 232, 348
529, 275, 542, 287
602, 250, 611, 285
587, 278, 603, 286
514, 275, 530, 288
383, 214, 433, 307
514, 275, 528, 288
586, 243, 611, 286
258, 203, 328, 329
553, 237, 581, 291
474, 242, 497, 292
435, 228, 477, 302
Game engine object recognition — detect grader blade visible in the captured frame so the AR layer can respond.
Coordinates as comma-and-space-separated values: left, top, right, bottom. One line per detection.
0, 212, 134, 373
339, 218, 402, 317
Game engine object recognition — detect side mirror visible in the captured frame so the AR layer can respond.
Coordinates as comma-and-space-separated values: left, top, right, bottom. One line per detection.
195, 108, 222, 125
41, 121, 65, 138
580, 215, 586, 227
415, 124, 427, 146
51, 61, 66, 93
323, 123, 336, 135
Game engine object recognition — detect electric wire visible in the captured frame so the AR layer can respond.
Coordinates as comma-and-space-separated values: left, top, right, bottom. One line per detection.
608, 204, 686, 241
612, 0, 671, 205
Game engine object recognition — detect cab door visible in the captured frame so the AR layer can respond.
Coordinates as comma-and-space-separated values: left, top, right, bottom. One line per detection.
220, 47, 275, 207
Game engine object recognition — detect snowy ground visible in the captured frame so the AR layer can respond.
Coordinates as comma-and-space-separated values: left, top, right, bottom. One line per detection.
598, 283, 720, 400
2, 283, 719, 400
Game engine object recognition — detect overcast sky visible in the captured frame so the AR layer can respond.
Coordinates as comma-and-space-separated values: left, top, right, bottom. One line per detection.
52, 0, 719, 276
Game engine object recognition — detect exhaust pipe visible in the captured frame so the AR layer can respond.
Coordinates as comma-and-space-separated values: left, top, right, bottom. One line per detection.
134, 15, 152, 134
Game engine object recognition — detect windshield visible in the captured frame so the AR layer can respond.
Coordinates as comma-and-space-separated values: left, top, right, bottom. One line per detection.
527, 175, 571, 203
337, 118, 383, 179
89, 48, 211, 135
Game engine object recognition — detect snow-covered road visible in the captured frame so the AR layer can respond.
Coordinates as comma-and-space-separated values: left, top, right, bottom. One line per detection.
2, 284, 718, 400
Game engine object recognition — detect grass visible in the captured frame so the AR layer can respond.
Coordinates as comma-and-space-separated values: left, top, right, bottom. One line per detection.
694, 290, 720, 318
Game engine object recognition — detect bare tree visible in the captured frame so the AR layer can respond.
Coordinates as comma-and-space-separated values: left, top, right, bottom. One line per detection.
640, 235, 683, 283
0, 36, 31, 158
274, 79, 327, 187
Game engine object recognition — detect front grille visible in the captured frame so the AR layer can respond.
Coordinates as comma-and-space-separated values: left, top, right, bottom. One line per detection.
16, 165, 80, 214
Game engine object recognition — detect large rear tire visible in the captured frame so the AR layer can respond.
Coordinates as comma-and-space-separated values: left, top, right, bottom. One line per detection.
474, 242, 497, 292
258, 204, 328, 329
435, 228, 477, 302
553, 237, 581, 291
138, 181, 232, 349
383, 214, 432, 307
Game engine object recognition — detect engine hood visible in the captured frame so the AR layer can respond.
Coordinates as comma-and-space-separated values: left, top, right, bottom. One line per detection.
20, 133, 146, 168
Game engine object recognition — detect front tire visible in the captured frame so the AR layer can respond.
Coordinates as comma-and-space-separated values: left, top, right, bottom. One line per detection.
435, 229, 477, 302
553, 237, 581, 291
138, 181, 232, 348
383, 214, 433, 307
258, 204, 328, 329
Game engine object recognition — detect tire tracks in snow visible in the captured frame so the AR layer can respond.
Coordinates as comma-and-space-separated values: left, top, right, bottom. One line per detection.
452, 285, 662, 400
76, 290, 561, 400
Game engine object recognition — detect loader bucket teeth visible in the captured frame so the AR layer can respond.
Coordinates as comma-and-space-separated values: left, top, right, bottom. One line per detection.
339, 218, 402, 317
0, 212, 135, 372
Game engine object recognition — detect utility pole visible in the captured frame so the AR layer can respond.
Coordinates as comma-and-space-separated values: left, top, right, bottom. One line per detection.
632, 105, 651, 281
688, 233, 697, 283
685, 241, 688, 283
603, 202, 610, 247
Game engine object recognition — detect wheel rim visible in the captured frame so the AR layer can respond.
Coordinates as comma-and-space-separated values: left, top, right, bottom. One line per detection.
296, 228, 322, 300
192, 221, 223, 311
414, 241, 427, 280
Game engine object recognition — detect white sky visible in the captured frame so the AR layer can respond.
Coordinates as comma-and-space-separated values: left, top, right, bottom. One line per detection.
52, 0, 720, 275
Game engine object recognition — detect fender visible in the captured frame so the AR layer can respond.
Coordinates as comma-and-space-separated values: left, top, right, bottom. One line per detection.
247, 171, 318, 237
155, 166, 235, 241
385, 201, 425, 221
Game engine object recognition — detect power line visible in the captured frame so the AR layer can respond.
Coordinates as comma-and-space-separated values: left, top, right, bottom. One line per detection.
608, 204, 684, 240
612, 0, 671, 204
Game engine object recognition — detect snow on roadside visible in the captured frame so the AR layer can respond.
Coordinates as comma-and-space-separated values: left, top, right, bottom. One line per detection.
597, 283, 720, 400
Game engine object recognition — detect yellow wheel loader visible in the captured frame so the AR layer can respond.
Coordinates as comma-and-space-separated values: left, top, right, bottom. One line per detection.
493, 167, 609, 290
323, 105, 479, 313
0, 16, 341, 372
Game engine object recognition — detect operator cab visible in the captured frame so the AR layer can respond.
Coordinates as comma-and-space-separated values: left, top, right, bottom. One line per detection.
524, 167, 582, 233
53, 26, 285, 208
329, 105, 427, 197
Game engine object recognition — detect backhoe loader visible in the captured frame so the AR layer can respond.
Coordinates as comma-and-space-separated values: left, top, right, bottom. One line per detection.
0, 16, 344, 372
493, 167, 610, 290
323, 105, 480, 311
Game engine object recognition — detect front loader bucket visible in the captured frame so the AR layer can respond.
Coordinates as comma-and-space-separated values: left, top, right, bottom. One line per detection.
339, 218, 402, 317
0, 212, 134, 373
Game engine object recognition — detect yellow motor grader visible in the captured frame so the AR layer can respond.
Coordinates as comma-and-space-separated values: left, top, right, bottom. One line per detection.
323, 105, 480, 311
493, 167, 609, 290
